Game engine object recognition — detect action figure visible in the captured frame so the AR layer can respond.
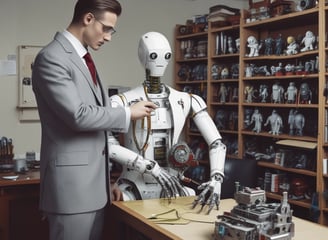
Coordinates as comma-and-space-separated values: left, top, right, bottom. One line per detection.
288, 109, 305, 136
275, 34, 284, 55
264, 36, 274, 55
271, 81, 284, 103
109, 32, 226, 213
264, 109, 283, 135
299, 82, 312, 104
285, 36, 299, 55
218, 83, 228, 103
250, 108, 263, 133
244, 84, 256, 103
285, 82, 297, 103
247, 35, 261, 57
300, 30, 316, 52
259, 84, 269, 103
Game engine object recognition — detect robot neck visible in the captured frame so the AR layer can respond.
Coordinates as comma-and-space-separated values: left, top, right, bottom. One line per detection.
144, 70, 162, 94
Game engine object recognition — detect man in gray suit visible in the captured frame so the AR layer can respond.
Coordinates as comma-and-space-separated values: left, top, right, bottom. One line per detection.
32, 0, 156, 239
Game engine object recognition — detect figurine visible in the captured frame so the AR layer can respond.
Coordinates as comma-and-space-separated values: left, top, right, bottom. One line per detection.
264, 36, 274, 55
227, 36, 236, 54
284, 82, 297, 103
299, 82, 312, 104
230, 64, 239, 79
221, 67, 229, 79
250, 108, 263, 133
211, 64, 220, 80
275, 34, 284, 55
284, 64, 295, 75
259, 84, 269, 103
288, 109, 305, 136
214, 110, 228, 130
271, 81, 284, 103
286, 36, 299, 55
218, 83, 228, 103
235, 38, 240, 53
300, 30, 316, 52
109, 32, 226, 213
244, 84, 256, 103
264, 109, 283, 135
245, 64, 253, 77
247, 35, 262, 57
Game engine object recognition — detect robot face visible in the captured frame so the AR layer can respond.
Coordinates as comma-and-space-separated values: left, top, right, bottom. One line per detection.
138, 32, 172, 77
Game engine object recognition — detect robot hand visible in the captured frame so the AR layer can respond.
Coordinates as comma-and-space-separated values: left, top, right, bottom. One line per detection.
144, 159, 187, 199
192, 173, 223, 214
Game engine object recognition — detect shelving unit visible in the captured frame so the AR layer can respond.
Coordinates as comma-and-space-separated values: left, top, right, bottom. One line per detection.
174, 1, 328, 226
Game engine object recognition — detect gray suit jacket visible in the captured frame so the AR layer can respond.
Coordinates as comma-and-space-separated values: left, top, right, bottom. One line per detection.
32, 32, 127, 214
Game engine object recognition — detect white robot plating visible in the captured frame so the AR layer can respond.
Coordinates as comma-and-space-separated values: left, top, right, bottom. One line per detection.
108, 32, 226, 213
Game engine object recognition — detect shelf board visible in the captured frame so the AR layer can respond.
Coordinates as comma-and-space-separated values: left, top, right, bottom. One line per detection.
276, 139, 317, 149
257, 161, 317, 177
242, 130, 318, 142
266, 192, 312, 208
243, 50, 319, 61
243, 73, 318, 81
242, 103, 318, 109
242, 7, 319, 30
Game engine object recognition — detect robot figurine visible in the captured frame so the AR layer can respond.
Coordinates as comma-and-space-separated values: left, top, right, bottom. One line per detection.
264, 109, 283, 135
108, 32, 226, 213
247, 36, 262, 57
250, 108, 263, 133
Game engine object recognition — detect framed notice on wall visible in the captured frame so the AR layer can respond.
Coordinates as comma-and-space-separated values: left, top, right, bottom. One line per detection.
17, 45, 43, 121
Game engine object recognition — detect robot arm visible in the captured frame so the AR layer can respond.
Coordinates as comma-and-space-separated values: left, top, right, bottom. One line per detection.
189, 94, 226, 213
108, 142, 187, 199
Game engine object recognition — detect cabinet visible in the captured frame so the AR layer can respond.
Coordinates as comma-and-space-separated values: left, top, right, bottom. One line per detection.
174, 1, 328, 226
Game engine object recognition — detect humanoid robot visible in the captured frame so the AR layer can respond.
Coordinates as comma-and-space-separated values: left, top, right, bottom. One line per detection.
108, 32, 226, 213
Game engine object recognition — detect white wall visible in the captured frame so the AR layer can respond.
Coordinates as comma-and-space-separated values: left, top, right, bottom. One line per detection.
0, 0, 247, 154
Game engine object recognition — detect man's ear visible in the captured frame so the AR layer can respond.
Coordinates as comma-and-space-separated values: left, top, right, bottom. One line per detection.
83, 12, 93, 26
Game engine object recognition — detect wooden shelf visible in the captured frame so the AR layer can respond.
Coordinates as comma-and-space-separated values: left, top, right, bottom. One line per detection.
174, 2, 328, 226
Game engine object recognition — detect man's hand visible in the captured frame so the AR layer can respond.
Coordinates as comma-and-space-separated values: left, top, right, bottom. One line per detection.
111, 183, 123, 201
130, 101, 157, 120
192, 173, 223, 214
144, 159, 187, 199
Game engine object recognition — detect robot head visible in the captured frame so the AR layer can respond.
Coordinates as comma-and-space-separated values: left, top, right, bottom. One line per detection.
138, 32, 172, 77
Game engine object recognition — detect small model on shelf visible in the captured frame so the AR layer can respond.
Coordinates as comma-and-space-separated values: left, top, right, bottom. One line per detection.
246, 35, 262, 57
300, 30, 316, 52
271, 81, 284, 103
285, 82, 297, 103
288, 109, 305, 136
285, 36, 299, 55
264, 109, 283, 135
258, 84, 269, 103
218, 83, 228, 103
298, 82, 312, 104
250, 108, 263, 133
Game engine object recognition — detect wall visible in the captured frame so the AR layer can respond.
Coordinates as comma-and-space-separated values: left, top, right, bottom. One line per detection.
0, 0, 246, 154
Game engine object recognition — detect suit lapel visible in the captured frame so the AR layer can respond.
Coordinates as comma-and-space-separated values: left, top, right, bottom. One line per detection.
55, 32, 104, 106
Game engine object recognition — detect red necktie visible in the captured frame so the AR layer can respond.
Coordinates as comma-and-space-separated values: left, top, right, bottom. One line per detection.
83, 52, 97, 85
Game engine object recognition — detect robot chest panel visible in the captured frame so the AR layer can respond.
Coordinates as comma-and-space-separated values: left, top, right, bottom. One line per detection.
148, 95, 172, 130
150, 107, 172, 129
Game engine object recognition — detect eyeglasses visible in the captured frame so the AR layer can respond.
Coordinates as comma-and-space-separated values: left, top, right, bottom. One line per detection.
95, 18, 116, 35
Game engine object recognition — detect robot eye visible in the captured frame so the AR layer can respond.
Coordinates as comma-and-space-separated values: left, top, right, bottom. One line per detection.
149, 52, 157, 60
165, 53, 171, 60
